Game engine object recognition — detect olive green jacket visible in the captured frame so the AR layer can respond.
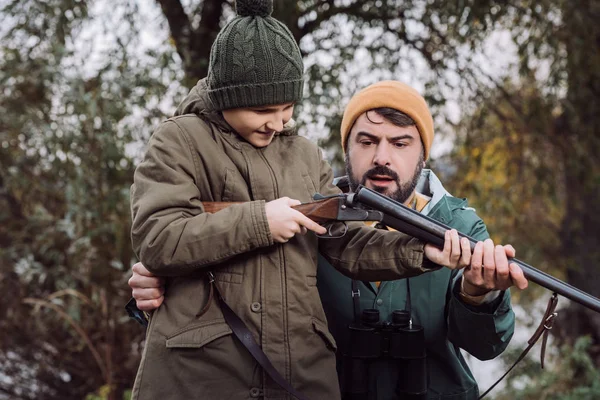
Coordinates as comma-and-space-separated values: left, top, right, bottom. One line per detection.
318, 170, 515, 400
130, 79, 434, 400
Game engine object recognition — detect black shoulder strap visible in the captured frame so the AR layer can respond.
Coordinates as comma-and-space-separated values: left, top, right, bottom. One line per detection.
210, 273, 310, 400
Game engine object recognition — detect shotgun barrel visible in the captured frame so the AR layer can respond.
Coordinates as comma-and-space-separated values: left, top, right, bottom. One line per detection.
354, 185, 600, 314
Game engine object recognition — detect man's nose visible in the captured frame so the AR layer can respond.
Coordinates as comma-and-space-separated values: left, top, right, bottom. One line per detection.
265, 115, 284, 132
373, 143, 392, 166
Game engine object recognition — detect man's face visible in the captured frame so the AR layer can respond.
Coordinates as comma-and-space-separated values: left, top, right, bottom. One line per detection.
346, 111, 425, 204
222, 102, 295, 148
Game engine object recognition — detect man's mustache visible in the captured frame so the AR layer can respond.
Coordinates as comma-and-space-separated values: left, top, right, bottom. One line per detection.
362, 166, 399, 183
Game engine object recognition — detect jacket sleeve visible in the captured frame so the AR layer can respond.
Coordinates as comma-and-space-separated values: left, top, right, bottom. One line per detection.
316, 151, 434, 281
446, 214, 516, 360
130, 121, 273, 276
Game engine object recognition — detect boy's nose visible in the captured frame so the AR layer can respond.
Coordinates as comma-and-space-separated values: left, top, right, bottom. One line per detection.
265, 117, 284, 133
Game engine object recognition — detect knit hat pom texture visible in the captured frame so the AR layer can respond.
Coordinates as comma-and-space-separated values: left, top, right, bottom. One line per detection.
236, 0, 273, 17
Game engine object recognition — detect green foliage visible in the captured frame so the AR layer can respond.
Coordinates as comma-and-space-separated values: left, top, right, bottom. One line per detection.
85, 386, 132, 400
494, 337, 600, 400
0, 0, 183, 398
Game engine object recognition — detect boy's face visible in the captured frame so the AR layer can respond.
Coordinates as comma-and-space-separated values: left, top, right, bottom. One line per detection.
222, 103, 295, 147
345, 111, 425, 204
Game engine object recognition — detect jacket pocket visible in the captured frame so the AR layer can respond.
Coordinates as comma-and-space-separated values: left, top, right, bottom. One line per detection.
166, 319, 232, 348
306, 275, 317, 287
221, 168, 235, 202
312, 318, 337, 352
302, 172, 317, 197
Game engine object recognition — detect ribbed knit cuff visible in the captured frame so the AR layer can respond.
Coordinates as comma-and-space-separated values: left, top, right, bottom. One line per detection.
209, 80, 304, 110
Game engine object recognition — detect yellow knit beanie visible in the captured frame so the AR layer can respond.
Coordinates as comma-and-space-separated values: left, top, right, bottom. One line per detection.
340, 81, 434, 160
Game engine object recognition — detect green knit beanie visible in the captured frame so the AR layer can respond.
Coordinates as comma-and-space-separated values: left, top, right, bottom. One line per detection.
207, 0, 304, 110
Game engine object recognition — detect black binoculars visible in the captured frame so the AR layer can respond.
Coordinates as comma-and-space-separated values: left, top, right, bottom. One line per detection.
342, 309, 427, 399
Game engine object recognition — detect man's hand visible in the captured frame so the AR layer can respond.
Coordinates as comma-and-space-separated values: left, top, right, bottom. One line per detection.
265, 197, 327, 243
462, 239, 528, 296
424, 229, 472, 270
129, 262, 165, 311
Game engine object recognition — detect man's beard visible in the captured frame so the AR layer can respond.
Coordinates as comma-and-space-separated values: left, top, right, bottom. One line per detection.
345, 152, 424, 204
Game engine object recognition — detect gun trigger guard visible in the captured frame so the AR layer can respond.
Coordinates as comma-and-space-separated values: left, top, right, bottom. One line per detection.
316, 222, 348, 239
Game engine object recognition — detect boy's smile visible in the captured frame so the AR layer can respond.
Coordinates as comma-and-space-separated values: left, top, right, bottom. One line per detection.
222, 103, 295, 147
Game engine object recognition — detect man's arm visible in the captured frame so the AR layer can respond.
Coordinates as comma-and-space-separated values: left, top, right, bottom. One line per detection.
446, 218, 527, 360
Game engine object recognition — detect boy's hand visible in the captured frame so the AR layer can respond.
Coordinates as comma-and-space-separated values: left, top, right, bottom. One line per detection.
265, 197, 327, 243
424, 229, 471, 270
129, 262, 164, 311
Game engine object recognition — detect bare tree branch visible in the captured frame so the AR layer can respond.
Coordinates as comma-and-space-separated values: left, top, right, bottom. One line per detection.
156, 0, 193, 66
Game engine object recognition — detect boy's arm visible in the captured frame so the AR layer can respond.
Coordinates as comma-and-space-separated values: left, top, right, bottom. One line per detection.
315, 152, 441, 281
131, 121, 273, 276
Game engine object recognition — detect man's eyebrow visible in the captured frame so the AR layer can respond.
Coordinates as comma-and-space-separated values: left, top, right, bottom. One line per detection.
355, 132, 416, 141
355, 132, 379, 141
388, 134, 415, 141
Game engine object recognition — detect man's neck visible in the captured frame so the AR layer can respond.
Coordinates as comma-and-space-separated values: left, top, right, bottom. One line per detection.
403, 191, 417, 208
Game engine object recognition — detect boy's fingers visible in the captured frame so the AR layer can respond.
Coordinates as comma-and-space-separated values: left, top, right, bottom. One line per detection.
286, 198, 301, 207
297, 213, 327, 234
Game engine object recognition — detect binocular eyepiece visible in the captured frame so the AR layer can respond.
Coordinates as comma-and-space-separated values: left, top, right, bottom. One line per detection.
342, 309, 427, 399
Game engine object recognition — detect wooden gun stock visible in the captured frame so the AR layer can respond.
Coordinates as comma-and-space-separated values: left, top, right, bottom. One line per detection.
202, 198, 342, 224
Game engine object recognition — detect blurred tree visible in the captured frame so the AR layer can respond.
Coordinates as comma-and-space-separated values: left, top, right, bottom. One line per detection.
444, 0, 600, 366
0, 1, 179, 399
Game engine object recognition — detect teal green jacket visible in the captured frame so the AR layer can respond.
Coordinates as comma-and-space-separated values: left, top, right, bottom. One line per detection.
317, 170, 515, 400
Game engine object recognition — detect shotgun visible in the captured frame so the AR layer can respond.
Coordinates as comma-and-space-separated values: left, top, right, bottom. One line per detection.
202, 185, 600, 314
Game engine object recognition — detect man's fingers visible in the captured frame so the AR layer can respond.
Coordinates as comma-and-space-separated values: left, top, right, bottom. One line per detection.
482, 239, 496, 285
459, 237, 471, 268
510, 263, 528, 290
136, 296, 164, 312
132, 286, 164, 301
128, 274, 164, 289
494, 245, 510, 287
132, 262, 155, 277
450, 230, 461, 264
503, 244, 516, 258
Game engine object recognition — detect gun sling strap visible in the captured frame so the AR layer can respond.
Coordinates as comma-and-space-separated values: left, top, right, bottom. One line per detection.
209, 272, 310, 400
478, 292, 559, 399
